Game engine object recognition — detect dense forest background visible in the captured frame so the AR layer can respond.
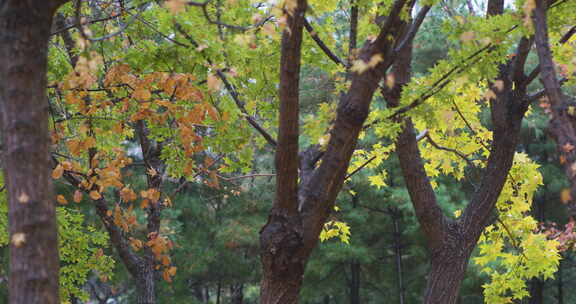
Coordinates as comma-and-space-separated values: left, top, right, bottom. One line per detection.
0, 0, 575, 303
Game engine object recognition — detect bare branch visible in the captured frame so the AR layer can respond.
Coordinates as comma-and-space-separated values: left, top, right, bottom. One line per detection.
275, 0, 307, 214
304, 19, 346, 67
394, 5, 431, 53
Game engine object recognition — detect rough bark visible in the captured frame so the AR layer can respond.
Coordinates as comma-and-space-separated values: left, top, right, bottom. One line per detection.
0, 1, 64, 303
134, 259, 156, 304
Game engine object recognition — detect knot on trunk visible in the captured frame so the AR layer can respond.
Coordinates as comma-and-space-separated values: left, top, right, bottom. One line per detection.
260, 210, 303, 273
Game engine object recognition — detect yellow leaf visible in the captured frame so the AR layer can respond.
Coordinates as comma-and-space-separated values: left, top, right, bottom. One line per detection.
350, 59, 369, 74
368, 54, 383, 68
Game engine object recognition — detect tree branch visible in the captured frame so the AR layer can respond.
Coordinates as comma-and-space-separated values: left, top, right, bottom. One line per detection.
297, 0, 411, 254
275, 0, 307, 215
303, 19, 346, 67
173, 23, 277, 147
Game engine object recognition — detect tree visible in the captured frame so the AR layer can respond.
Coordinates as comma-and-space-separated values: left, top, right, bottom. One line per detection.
0, 1, 67, 303
19, 0, 574, 303
261, 0, 568, 302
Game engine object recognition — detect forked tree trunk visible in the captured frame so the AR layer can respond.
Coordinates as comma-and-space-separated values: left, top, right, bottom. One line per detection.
0, 1, 62, 303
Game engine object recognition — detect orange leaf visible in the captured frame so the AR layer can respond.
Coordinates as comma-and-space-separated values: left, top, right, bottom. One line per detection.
52, 165, 64, 179
120, 187, 137, 202
561, 189, 572, 204
207, 74, 221, 93
162, 270, 172, 282
132, 89, 152, 101
161, 255, 171, 266
140, 199, 150, 209
61, 161, 73, 171
84, 137, 96, 149
57, 195, 68, 205
130, 238, 143, 251
168, 266, 177, 276
90, 190, 102, 200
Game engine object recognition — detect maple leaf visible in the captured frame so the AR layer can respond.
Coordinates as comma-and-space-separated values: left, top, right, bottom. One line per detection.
120, 187, 137, 202
168, 266, 177, 276
90, 190, 102, 200
57, 195, 68, 205
207, 74, 222, 93
52, 164, 64, 179
130, 237, 143, 251
561, 189, 572, 204
165, 0, 186, 14
132, 89, 152, 101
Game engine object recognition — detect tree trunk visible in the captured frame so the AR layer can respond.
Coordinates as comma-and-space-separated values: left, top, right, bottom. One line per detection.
556, 259, 563, 304
423, 252, 470, 304
135, 259, 156, 304
0, 2, 61, 303
260, 213, 305, 304
230, 284, 244, 304
528, 278, 544, 304
390, 209, 406, 304
349, 260, 360, 304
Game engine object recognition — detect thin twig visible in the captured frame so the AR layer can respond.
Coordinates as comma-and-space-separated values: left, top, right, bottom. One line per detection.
75, 0, 146, 42
344, 130, 428, 180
